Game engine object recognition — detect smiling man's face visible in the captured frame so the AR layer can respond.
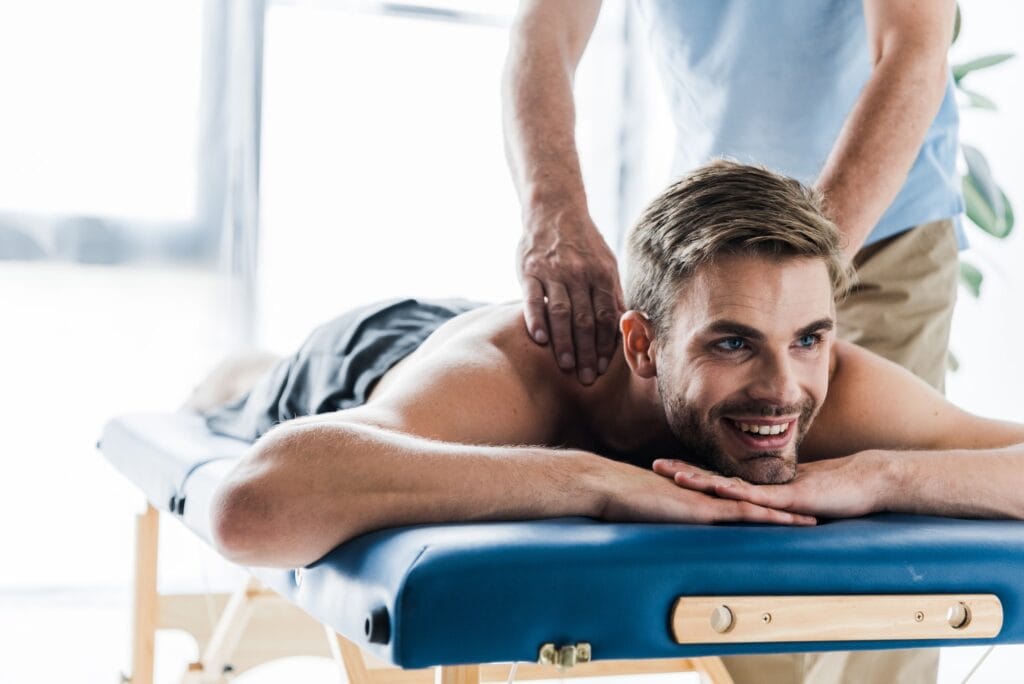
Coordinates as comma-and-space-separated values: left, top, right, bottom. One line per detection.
654, 253, 836, 484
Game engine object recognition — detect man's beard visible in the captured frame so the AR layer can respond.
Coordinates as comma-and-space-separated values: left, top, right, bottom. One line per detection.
660, 389, 818, 484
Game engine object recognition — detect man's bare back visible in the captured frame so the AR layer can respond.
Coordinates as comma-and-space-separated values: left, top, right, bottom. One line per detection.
362, 302, 678, 465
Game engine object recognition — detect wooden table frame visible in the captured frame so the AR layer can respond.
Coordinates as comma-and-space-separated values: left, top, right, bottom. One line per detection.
124, 504, 734, 684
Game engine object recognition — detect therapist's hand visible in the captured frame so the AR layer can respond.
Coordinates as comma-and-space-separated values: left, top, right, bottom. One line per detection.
653, 452, 893, 520
517, 208, 624, 385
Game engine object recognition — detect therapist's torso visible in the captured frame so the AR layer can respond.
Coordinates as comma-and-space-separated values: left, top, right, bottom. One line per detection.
633, 0, 964, 246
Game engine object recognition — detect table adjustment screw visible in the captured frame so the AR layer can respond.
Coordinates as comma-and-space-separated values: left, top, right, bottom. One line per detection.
947, 602, 971, 630
710, 605, 734, 633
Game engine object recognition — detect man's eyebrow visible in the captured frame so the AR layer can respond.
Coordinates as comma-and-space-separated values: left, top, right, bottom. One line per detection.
795, 318, 835, 338
702, 320, 766, 341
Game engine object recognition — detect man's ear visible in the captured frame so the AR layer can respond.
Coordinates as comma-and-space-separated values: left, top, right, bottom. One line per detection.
620, 311, 658, 379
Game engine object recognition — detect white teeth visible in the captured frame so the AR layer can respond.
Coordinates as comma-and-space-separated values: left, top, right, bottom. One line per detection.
735, 421, 791, 435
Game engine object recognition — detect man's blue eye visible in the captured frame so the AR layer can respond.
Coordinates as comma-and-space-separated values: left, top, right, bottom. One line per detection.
798, 334, 820, 348
717, 337, 746, 352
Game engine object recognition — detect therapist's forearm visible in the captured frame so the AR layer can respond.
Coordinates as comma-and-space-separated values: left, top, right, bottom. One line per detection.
502, 10, 592, 222
815, 49, 950, 257
882, 446, 1024, 519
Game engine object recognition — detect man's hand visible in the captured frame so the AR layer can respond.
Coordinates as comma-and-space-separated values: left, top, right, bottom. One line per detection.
599, 459, 816, 526
518, 211, 624, 385
653, 453, 894, 520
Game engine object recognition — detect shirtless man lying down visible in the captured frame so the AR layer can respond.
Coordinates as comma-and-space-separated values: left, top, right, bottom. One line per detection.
204, 161, 1024, 570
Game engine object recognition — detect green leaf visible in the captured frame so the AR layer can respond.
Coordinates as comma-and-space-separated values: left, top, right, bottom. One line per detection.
959, 261, 983, 298
947, 349, 960, 373
962, 145, 1010, 237
1001, 189, 1016, 237
963, 175, 1001, 236
957, 86, 997, 110
952, 3, 961, 45
953, 53, 1015, 83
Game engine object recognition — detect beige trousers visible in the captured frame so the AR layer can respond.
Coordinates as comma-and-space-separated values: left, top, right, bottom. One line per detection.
837, 218, 959, 393
721, 219, 959, 684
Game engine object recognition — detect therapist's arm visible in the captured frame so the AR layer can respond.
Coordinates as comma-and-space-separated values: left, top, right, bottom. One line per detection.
502, 0, 624, 386
816, 0, 956, 256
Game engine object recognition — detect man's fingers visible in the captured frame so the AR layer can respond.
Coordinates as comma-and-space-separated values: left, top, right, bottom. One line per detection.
567, 286, 598, 384
652, 459, 813, 524
673, 470, 742, 496
713, 481, 796, 511
591, 285, 621, 374
544, 281, 576, 370
655, 463, 721, 495
521, 277, 549, 345
655, 460, 729, 494
652, 458, 715, 479
746, 502, 816, 526
651, 458, 673, 477
716, 499, 816, 526
612, 279, 626, 314
659, 460, 730, 486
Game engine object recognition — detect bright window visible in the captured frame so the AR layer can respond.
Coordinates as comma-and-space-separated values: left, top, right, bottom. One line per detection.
0, 1, 203, 222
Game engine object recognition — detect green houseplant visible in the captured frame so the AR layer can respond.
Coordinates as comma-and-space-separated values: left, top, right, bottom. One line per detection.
951, 8, 1016, 298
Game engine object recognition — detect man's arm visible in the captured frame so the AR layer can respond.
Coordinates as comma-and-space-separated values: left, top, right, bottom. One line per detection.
210, 333, 811, 568
503, 0, 624, 384
658, 341, 1024, 520
816, 0, 956, 256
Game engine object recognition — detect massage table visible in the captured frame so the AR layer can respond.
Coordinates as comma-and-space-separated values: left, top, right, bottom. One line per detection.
101, 412, 1024, 683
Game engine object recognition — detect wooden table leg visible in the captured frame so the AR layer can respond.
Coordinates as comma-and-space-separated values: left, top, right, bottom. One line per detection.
129, 504, 160, 684
327, 628, 373, 684
439, 665, 480, 684
692, 656, 735, 684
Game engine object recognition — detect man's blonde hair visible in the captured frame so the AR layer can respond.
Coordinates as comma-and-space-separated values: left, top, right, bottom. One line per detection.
624, 160, 850, 335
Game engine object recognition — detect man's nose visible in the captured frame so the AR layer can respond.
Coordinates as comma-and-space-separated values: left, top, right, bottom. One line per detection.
747, 352, 802, 407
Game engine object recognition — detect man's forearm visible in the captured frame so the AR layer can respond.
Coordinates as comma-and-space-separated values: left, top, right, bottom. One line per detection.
882, 446, 1024, 519
816, 49, 950, 256
502, 5, 595, 220
211, 421, 607, 568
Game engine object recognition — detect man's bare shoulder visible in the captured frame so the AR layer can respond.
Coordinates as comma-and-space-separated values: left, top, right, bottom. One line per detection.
341, 301, 575, 445
805, 340, 1024, 459
802, 340, 917, 459
403, 301, 574, 386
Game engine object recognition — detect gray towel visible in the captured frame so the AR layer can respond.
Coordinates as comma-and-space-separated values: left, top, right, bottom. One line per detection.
204, 298, 482, 441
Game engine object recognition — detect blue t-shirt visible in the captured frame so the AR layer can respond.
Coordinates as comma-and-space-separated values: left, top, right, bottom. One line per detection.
634, 0, 964, 247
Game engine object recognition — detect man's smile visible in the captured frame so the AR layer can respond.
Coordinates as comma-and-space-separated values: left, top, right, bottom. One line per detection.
722, 417, 798, 452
